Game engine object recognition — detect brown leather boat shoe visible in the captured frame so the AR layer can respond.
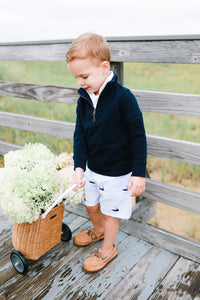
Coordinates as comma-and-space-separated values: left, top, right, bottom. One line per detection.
82, 244, 117, 273
73, 228, 104, 247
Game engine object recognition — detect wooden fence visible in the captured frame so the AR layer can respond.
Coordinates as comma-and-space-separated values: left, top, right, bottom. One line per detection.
0, 35, 200, 263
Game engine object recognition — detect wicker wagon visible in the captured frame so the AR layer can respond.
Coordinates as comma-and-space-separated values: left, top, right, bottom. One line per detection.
10, 185, 76, 274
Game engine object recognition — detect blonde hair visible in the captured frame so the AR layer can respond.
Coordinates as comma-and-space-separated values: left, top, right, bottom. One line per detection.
66, 32, 110, 63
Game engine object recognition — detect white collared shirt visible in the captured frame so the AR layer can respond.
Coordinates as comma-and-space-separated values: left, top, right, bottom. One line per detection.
89, 71, 114, 108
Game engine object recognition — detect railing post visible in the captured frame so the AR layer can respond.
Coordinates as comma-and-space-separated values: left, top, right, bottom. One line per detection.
110, 62, 124, 85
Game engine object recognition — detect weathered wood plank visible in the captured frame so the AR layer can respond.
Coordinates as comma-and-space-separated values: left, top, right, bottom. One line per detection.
28, 233, 152, 300
109, 40, 200, 64
0, 215, 16, 285
0, 43, 68, 62
65, 204, 200, 264
119, 218, 200, 264
0, 140, 22, 155
65, 203, 88, 218
0, 81, 78, 104
144, 178, 200, 215
147, 135, 200, 166
134, 89, 200, 118
0, 111, 75, 139
149, 256, 200, 299
0, 39, 200, 63
106, 247, 179, 300
63, 214, 87, 234
0, 216, 13, 261
1, 81, 200, 118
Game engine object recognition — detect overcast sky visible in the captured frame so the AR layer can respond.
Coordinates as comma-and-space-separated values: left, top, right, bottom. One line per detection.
1, 0, 200, 43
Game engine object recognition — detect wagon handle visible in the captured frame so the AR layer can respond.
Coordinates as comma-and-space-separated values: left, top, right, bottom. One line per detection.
41, 184, 77, 219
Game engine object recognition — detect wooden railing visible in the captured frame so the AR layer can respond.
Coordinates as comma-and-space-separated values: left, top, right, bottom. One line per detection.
0, 35, 200, 263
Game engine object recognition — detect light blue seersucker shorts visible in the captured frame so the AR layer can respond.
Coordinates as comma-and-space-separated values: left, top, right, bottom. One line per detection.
84, 167, 132, 219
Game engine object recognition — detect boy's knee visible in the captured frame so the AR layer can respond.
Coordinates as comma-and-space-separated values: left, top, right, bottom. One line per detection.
86, 203, 100, 214
103, 214, 118, 222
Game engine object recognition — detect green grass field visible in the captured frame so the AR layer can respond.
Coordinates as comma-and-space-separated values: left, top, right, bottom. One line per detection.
0, 61, 200, 187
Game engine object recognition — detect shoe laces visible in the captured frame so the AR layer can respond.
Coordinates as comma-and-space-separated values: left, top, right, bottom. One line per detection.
86, 228, 96, 239
86, 228, 102, 240
93, 249, 105, 260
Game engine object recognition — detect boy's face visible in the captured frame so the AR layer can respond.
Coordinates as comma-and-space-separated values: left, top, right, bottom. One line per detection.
67, 57, 110, 95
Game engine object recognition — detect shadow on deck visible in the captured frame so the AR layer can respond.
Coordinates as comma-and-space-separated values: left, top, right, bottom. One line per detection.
0, 205, 200, 300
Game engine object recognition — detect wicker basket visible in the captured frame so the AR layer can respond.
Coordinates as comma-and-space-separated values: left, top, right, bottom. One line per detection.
12, 203, 64, 260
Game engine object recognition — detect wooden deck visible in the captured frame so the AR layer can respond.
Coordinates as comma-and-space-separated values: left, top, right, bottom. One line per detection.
0, 206, 200, 300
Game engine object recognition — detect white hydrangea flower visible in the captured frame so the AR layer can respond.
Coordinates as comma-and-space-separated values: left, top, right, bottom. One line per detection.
54, 152, 73, 170
0, 143, 84, 223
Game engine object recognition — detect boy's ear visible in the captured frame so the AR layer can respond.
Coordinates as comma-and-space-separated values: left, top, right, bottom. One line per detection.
102, 61, 110, 71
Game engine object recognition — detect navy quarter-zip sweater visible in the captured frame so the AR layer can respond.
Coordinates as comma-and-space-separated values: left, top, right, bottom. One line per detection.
73, 73, 147, 177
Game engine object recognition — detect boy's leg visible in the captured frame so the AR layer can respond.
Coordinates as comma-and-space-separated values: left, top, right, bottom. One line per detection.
82, 214, 118, 273
101, 214, 118, 253
73, 204, 104, 246
86, 204, 104, 235
74, 167, 106, 246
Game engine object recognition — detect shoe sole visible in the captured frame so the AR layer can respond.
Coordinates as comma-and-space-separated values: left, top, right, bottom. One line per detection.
82, 253, 117, 273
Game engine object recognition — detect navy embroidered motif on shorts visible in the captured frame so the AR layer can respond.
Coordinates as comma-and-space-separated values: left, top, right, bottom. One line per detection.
89, 180, 95, 184
112, 208, 119, 212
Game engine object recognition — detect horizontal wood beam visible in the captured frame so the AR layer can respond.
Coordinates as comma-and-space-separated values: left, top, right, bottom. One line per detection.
119, 217, 200, 264
0, 111, 199, 165
144, 178, 200, 215
1, 81, 200, 118
0, 81, 78, 104
109, 40, 200, 64
134, 89, 200, 118
0, 39, 200, 64
0, 111, 75, 139
0, 141, 22, 155
65, 203, 200, 263
147, 135, 200, 165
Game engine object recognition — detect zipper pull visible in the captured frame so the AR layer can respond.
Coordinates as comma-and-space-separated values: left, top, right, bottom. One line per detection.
92, 108, 96, 122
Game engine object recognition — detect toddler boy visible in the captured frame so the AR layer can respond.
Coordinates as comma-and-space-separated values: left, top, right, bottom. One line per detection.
66, 32, 147, 273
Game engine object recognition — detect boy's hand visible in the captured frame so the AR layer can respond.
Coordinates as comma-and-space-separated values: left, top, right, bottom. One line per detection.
73, 167, 86, 191
128, 176, 145, 197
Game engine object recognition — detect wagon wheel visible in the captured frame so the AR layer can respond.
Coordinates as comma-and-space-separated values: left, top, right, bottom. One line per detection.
10, 250, 29, 274
61, 223, 72, 242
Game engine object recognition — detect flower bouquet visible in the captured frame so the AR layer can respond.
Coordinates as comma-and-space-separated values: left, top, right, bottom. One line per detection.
0, 143, 84, 224
0, 143, 84, 261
